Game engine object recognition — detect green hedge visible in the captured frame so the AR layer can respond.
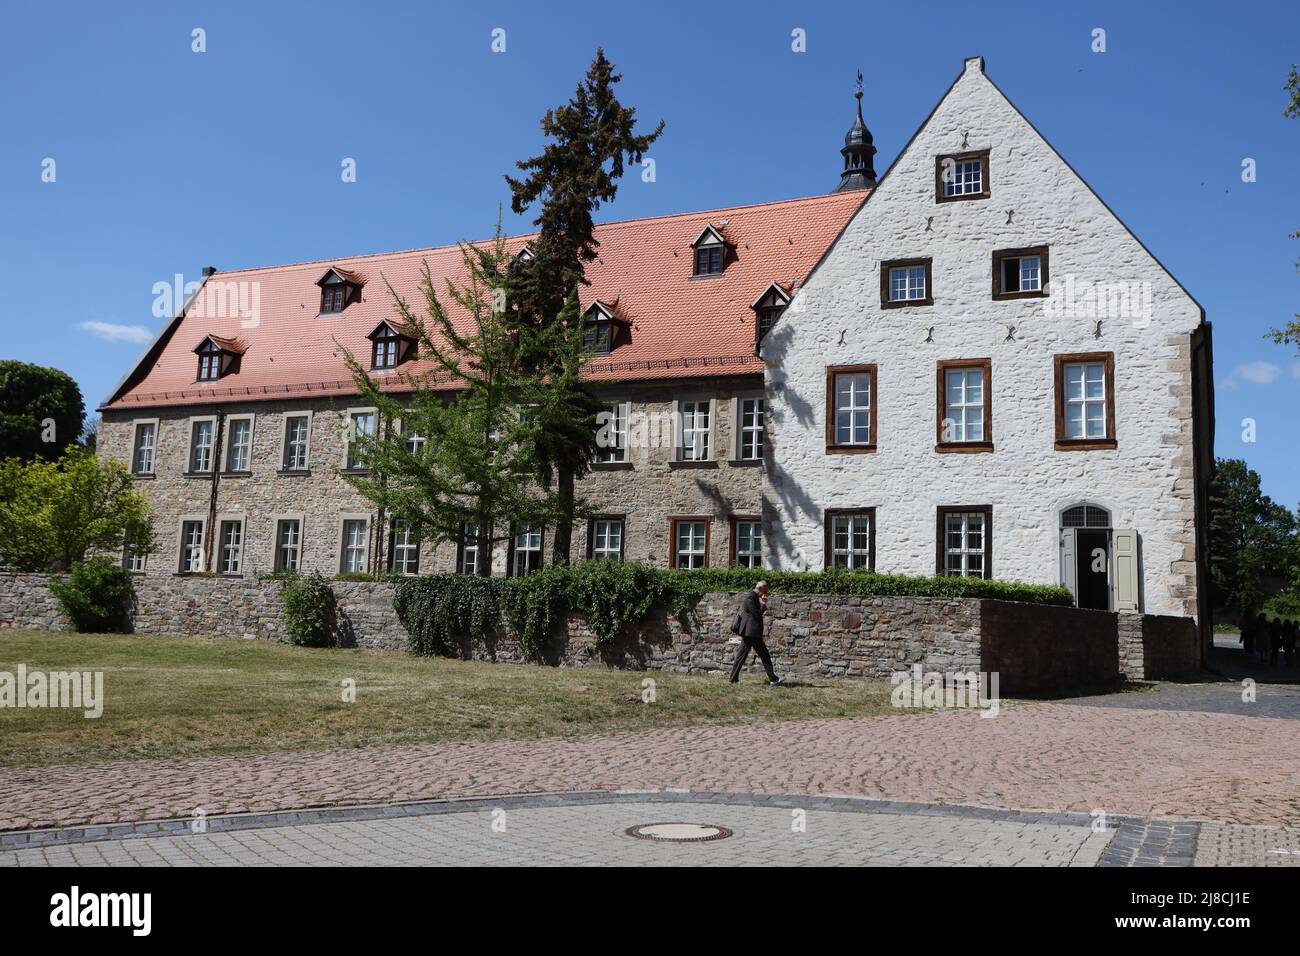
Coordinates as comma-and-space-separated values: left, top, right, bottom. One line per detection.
394, 563, 1071, 661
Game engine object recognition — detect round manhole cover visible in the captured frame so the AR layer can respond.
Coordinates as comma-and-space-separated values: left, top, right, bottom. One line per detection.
624, 822, 734, 843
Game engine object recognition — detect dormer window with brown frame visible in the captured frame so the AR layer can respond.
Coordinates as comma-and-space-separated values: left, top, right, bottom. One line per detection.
752, 283, 791, 347
316, 267, 364, 315
367, 322, 415, 370
583, 302, 616, 354
690, 224, 727, 277
935, 149, 990, 202
193, 335, 245, 382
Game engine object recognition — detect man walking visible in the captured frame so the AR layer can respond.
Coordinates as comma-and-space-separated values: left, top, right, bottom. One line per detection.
729, 581, 784, 686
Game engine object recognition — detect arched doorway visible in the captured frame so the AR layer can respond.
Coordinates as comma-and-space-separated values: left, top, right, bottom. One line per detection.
1060, 503, 1112, 610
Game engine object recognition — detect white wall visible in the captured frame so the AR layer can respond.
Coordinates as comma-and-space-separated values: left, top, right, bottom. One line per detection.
763, 57, 1203, 617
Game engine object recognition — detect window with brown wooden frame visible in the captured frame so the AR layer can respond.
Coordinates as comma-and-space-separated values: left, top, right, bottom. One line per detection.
824, 508, 876, 570
668, 517, 711, 569
935, 150, 990, 203
1053, 352, 1117, 450
992, 246, 1049, 300
825, 364, 877, 453
936, 505, 992, 579
935, 358, 993, 453
880, 258, 933, 308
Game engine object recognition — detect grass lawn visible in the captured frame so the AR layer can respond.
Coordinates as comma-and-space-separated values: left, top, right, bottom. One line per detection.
0, 629, 906, 768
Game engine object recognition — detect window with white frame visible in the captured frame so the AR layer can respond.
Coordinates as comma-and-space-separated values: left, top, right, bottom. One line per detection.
275, 519, 301, 572
672, 520, 708, 569
943, 366, 985, 443
678, 401, 711, 461
832, 370, 873, 447
179, 520, 204, 573
941, 510, 988, 578
189, 420, 214, 473
734, 520, 762, 568
945, 158, 982, 197
512, 525, 543, 577
122, 540, 146, 573
936, 151, 989, 202
1063, 362, 1107, 440
888, 265, 927, 303
590, 519, 623, 561
404, 425, 426, 456
226, 418, 252, 472
459, 523, 481, 575
346, 411, 376, 470
132, 422, 156, 475
388, 521, 420, 575
197, 341, 222, 381
597, 402, 626, 463
738, 398, 764, 461
828, 512, 872, 570
341, 519, 369, 574
219, 520, 243, 575
283, 416, 310, 470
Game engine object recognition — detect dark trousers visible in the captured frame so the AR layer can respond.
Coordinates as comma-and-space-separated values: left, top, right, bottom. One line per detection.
729, 634, 777, 683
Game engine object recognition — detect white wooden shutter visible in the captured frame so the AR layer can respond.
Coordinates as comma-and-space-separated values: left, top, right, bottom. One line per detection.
1059, 528, 1078, 606
1112, 529, 1140, 612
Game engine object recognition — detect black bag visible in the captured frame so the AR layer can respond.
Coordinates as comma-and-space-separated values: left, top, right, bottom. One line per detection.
730, 613, 743, 635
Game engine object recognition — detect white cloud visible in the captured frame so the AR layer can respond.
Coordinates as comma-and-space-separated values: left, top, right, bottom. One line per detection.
79, 321, 153, 345
1223, 361, 1281, 389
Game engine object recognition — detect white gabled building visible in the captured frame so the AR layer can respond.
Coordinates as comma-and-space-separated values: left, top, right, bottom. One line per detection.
763, 57, 1214, 636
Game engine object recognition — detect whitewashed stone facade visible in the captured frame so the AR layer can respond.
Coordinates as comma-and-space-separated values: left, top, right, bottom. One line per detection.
763, 57, 1213, 630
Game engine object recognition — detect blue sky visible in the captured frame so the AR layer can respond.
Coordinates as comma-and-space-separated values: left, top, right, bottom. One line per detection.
2, 0, 1297, 504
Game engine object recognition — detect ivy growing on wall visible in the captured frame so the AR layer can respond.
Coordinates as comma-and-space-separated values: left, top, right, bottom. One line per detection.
393, 563, 1071, 662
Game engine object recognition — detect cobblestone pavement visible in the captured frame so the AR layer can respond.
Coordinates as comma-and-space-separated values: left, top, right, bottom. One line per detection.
3, 699, 1299, 833
1194, 823, 1300, 867
0, 795, 1119, 867
1061, 680, 1300, 720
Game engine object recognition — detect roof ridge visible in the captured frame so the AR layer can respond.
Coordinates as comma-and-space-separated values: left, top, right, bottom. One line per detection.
205, 191, 866, 278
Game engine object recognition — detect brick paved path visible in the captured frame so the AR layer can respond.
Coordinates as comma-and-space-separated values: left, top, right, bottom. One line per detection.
3, 701, 1298, 833
0, 796, 1117, 867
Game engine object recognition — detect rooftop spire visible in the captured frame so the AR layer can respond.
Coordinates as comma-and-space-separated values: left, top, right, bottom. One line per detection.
834, 70, 877, 192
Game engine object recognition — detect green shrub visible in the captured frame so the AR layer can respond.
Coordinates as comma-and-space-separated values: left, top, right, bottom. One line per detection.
395, 574, 499, 657
48, 557, 135, 632
280, 572, 337, 647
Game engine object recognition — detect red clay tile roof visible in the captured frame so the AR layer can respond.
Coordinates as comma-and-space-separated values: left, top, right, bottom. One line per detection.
104, 191, 867, 409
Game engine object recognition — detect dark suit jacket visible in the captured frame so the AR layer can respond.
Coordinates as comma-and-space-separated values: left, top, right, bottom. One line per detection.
737, 590, 765, 640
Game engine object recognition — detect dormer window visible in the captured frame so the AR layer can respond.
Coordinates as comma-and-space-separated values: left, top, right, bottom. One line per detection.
752, 283, 792, 346
193, 335, 245, 382
583, 302, 616, 354
316, 267, 364, 314
691, 224, 727, 277
197, 341, 221, 381
367, 321, 415, 370
321, 285, 347, 313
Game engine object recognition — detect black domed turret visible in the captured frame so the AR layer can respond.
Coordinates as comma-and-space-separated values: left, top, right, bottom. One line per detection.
834, 71, 877, 192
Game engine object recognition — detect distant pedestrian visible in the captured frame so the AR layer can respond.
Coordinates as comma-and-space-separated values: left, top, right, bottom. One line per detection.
1284, 619, 1296, 669
1241, 612, 1256, 657
1270, 617, 1283, 667
728, 581, 783, 686
1257, 613, 1271, 662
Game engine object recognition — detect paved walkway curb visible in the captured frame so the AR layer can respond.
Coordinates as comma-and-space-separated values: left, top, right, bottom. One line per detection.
0, 789, 1194, 866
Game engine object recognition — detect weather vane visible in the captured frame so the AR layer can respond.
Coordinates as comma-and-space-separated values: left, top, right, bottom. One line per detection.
855, 69, 864, 100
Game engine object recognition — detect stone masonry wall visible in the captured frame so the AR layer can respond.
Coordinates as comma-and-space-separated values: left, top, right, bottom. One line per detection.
1, 573, 1199, 692
99, 375, 762, 579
